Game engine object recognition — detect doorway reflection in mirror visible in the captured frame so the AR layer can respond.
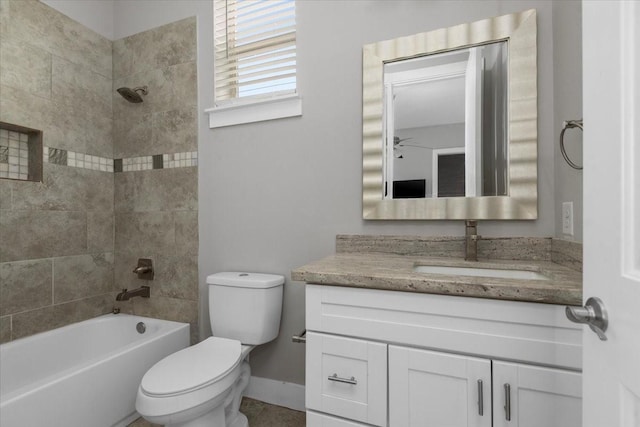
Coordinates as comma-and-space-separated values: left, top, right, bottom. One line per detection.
383, 41, 508, 200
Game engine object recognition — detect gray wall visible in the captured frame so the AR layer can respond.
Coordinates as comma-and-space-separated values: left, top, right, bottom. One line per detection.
201, 1, 559, 386
553, 1, 583, 242
109, 1, 576, 386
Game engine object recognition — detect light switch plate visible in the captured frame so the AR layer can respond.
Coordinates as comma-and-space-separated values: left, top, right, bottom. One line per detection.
562, 202, 574, 236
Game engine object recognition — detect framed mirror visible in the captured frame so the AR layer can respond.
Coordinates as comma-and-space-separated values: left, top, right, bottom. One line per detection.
362, 9, 537, 220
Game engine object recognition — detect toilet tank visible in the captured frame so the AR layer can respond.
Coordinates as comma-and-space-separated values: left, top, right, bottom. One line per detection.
207, 272, 284, 345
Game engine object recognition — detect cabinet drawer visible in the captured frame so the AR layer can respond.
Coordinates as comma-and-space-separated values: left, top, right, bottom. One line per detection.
307, 411, 371, 427
306, 332, 387, 426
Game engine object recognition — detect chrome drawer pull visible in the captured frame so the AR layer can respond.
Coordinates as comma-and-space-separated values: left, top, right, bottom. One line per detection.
477, 379, 484, 416
328, 373, 357, 385
504, 383, 511, 421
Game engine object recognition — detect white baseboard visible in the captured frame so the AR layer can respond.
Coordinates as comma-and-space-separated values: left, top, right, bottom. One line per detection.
244, 376, 306, 412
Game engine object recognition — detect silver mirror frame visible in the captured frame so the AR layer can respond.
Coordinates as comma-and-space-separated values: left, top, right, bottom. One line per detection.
362, 9, 537, 220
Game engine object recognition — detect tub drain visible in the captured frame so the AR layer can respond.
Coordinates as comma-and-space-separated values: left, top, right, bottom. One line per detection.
136, 322, 146, 334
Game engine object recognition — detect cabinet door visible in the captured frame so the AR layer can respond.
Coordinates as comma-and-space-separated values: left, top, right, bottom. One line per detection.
306, 332, 387, 426
307, 410, 371, 426
492, 361, 582, 427
389, 346, 491, 427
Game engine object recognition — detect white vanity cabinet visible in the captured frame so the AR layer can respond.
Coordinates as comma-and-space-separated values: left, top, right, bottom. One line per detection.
491, 361, 582, 427
305, 284, 583, 427
389, 346, 492, 427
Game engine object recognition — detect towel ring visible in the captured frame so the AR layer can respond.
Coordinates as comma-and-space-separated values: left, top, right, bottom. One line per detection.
560, 119, 583, 170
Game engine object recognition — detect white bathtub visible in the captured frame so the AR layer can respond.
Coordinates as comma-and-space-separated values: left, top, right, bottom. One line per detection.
0, 314, 190, 427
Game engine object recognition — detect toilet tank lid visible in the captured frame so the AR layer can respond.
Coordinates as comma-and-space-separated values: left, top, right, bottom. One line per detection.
206, 272, 284, 288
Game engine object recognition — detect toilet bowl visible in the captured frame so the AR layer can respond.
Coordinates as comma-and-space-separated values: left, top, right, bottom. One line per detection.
136, 272, 284, 427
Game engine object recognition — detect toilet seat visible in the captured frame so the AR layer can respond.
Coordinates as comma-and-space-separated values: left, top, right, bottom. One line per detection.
141, 337, 242, 397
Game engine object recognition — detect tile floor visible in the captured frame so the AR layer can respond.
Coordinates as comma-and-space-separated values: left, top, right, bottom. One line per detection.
128, 397, 306, 427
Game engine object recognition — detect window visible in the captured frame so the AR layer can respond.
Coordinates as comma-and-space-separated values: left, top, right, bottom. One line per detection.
208, 0, 301, 127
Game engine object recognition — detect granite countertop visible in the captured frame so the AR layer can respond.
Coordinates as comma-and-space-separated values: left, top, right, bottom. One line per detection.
291, 252, 582, 306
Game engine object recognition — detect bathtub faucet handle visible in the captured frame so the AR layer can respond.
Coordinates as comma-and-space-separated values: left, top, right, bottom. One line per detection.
133, 258, 154, 280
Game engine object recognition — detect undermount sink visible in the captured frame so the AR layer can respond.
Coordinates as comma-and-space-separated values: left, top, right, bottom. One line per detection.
413, 265, 550, 281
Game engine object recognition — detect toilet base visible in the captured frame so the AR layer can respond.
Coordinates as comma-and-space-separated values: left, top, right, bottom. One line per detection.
228, 412, 248, 427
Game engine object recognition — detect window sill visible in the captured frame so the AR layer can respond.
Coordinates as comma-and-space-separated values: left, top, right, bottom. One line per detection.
206, 94, 302, 128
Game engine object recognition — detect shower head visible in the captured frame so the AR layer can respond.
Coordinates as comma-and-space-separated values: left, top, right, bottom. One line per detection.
117, 86, 148, 103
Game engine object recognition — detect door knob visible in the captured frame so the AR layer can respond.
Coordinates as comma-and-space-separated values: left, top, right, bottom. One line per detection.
565, 297, 608, 341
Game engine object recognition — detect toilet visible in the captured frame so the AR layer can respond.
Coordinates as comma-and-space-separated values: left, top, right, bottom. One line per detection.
135, 272, 284, 427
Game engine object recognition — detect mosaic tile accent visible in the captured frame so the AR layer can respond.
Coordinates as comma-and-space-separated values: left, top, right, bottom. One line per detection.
43, 146, 114, 172
123, 156, 153, 172
0, 129, 30, 180
36, 146, 197, 174
163, 151, 198, 169
114, 151, 198, 173
48, 148, 67, 166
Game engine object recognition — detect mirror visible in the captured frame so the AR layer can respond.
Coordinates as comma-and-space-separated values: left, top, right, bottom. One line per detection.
363, 9, 537, 220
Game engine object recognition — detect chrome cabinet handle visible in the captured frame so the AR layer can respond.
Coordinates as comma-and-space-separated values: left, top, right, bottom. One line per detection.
504, 383, 511, 421
477, 380, 484, 416
291, 329, 306, 343
328, 373, 357, 385
565, 297, 608, 341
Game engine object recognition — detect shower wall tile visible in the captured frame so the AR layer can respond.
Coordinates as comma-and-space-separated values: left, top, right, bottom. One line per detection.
53, 253, 114, 304
133, 168, 197, 212
113, 108, 197, 159
5, 0, 112, 78
113, 17, 197, 80
115, 212, 176, 255
0, 37, 52, 99
84, 168, 115, 212
0, 210, 87, 262
175, 211, 198, 257
0, 259, 53, 316
10, 164, 114, 212
11, 163, 85, 211
152, 108, 198, 152
2, 9, 199, 342
153, 254, 199, 300
0, 84, 55, 139
11, 293, 114, 340
0, 180, 11, 209
88, 211, 115, 253
113, 113, 152, 159
112, 17, 198, 341
0, 316, 10, 344
52, 69, 112, 120
52, 56, 112, 109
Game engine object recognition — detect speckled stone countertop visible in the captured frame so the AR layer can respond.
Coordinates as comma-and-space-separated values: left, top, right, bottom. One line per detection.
292, 236, 583, 306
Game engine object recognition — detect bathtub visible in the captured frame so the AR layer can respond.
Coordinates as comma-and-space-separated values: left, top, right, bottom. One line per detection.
0, 314, 189, 427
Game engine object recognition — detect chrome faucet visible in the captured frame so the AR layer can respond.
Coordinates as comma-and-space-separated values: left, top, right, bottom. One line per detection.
116, 286, 150, 301
465, 220, 480, 261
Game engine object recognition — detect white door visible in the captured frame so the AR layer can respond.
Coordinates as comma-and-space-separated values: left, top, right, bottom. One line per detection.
492, 361, 582, 427
582, 1, 640, 426
388, 346, 491, 427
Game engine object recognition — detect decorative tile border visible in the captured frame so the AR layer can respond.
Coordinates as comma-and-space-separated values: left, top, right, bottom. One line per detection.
44, 146, 114, 172
0, 129, 30, 180
40, 146, 198, 174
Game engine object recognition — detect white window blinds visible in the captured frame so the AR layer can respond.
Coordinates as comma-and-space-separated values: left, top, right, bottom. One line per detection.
214, 0, 297, 104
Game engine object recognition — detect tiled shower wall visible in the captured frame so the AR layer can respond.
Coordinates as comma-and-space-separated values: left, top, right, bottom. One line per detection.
0, 0, 115, 342
0, 1, 198, 344
112, 17, 199, 343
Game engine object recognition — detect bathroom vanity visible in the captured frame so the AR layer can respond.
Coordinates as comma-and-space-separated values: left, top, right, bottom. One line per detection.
292, 236, 583, 427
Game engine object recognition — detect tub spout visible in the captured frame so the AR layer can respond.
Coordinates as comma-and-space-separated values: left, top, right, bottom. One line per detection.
116, 286, 150, 301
